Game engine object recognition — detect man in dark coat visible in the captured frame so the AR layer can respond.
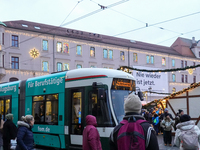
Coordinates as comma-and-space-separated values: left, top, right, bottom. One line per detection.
3, 113, 17, 150
109, 94, 159, 150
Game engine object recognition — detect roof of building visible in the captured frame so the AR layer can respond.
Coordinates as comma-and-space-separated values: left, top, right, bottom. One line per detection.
2, 20, 194, 57
0, 21, 7, 27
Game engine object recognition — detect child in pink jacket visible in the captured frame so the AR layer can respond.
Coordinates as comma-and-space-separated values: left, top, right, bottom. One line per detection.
82, 115, 102, 150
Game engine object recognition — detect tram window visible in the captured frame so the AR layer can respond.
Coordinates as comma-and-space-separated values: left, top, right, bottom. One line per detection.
5, 99, 11, 114
89, 91, 113, 126
32, 94, 58, 125
0, 100, 4, 120
0, 96, 11, 121
72, 91, 82, 135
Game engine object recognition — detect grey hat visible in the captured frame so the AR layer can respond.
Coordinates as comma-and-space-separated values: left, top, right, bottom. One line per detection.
164, 108, 168, 112
6, 113, 13, 120
124, 94, 142, 114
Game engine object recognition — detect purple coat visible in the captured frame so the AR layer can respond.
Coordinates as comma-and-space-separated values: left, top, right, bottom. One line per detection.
82, 115, 102, 150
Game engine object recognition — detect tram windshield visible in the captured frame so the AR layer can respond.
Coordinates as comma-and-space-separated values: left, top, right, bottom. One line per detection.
111, 78, 136, 123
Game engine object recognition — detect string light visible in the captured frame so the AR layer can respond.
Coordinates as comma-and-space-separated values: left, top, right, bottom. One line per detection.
5, 70, 49, 76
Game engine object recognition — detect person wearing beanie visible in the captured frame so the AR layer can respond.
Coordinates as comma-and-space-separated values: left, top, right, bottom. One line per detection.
174, 114, 200, 149
160, 108, 173, 121
110, 94, 159, 150
174, 109, 184, 131
3, 113, 17, 150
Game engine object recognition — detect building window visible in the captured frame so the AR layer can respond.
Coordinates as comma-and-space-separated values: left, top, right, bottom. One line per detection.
9, 77, 18, 82
172, 74, 176, 82
11, 56, 19, 69
63, 43, 69, 53
57, 62, 62, 72
90, 47, 95, 57
90, 65, 96, 68
150, 56, 154, 64
63, 63, 69, 71
42, 61, 49, 72
76, 64, 82, 69
181, 74, 184, 83
2, 55, 4, 68
172, 59, 175, 67
172, 87, 176, 93
108, 50, 113, 59
76, 45, 82, 55
57, 42, 62, 52
162, 57, 166, 65
181, 60, 184, 68
120, 51, 125, 61
32, 94, 58, 125
103, 49, 108, 58
2, 33, 4, 45
193, 62, 196, 66
42, 40, 48, 51
133, 53, 137, 62
185, 75, 188, 83
193, 76, 196, 83
185, 61, 187, 67
199, 52, 200, 57
146, 55, 150, 63
12, 35, 18, 47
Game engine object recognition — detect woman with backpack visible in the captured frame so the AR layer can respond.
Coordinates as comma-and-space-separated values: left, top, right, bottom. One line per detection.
161, 113, 174, 146
174, 114, 200, 150
16, 115, 35, 150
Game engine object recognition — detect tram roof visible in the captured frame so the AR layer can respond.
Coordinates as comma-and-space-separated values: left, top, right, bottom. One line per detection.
66, 68, 135, 80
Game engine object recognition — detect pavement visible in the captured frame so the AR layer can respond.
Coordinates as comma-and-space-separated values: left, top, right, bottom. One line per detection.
157, 134, 179, 150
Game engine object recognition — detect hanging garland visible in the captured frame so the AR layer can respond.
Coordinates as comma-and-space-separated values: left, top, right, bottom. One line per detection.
144, 82, 200, 107
144, 91, 171, 95
118, 64, 200, 73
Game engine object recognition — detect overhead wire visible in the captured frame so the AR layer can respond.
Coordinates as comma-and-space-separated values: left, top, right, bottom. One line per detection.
3, 0, 130, 68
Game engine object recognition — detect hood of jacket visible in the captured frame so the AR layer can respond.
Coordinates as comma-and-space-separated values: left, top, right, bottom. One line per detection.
17, 121, 30, 128
176, 120, 195, 130
86, 115, 97, 126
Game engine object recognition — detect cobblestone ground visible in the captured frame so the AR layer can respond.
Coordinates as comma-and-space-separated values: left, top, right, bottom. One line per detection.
157, 134, 179, 150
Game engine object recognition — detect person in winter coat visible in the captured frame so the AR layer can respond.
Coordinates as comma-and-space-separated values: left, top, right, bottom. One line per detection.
174, 114, 200, 149
109, 94, 159, 150
16, 115, 35, 150
161, 113, 175, 146
174, 109, 184, 131
82, 115, 102, 150
0, 114, 4, 150
3, 113, 17, 150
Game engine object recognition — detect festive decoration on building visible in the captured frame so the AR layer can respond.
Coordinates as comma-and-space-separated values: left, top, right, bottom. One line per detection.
144, 82, 200, 107
188, 68, 193, 75
29, 49, 40, 58
6, 70, 49, 76
118, 65, 200, 73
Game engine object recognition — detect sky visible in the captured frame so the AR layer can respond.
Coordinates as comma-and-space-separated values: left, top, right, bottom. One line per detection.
1, 0, 200, 47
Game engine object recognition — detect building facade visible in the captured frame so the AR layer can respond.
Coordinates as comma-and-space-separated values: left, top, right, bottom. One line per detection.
0, 20, 200, 101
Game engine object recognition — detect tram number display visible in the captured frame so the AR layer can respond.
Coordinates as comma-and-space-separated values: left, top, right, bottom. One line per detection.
111, 78, 135, 91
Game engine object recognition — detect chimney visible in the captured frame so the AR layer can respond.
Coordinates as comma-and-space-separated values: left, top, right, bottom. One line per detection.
192, 37, 195, 44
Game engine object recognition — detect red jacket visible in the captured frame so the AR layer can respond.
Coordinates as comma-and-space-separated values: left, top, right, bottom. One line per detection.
83, 115, 102, 150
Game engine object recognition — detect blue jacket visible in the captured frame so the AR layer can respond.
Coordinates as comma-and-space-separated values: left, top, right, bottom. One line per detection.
152, 116, 159, 125
16, 121, 34, 150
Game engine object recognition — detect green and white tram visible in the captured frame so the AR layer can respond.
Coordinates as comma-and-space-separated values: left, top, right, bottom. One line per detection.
0, 68, 138, 150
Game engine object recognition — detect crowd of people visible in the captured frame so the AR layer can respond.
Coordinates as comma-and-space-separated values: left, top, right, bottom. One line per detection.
84, 94, 200, 150
0, 113, 34, 150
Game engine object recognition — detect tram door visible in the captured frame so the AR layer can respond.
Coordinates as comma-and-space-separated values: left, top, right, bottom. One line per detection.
0, 96, 11, 121
69, 88, 84, 146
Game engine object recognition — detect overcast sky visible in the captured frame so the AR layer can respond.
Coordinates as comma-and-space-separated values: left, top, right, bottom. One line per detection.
1, 0, 200, 47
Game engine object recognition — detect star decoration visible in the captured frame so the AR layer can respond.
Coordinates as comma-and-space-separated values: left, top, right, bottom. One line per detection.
29, 49, 39, 58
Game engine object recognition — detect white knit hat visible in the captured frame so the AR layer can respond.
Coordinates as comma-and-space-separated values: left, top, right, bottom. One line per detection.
124, 94, 142, 114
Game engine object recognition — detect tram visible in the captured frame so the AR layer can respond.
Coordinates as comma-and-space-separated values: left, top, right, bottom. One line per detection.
0, 68, 139, 150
